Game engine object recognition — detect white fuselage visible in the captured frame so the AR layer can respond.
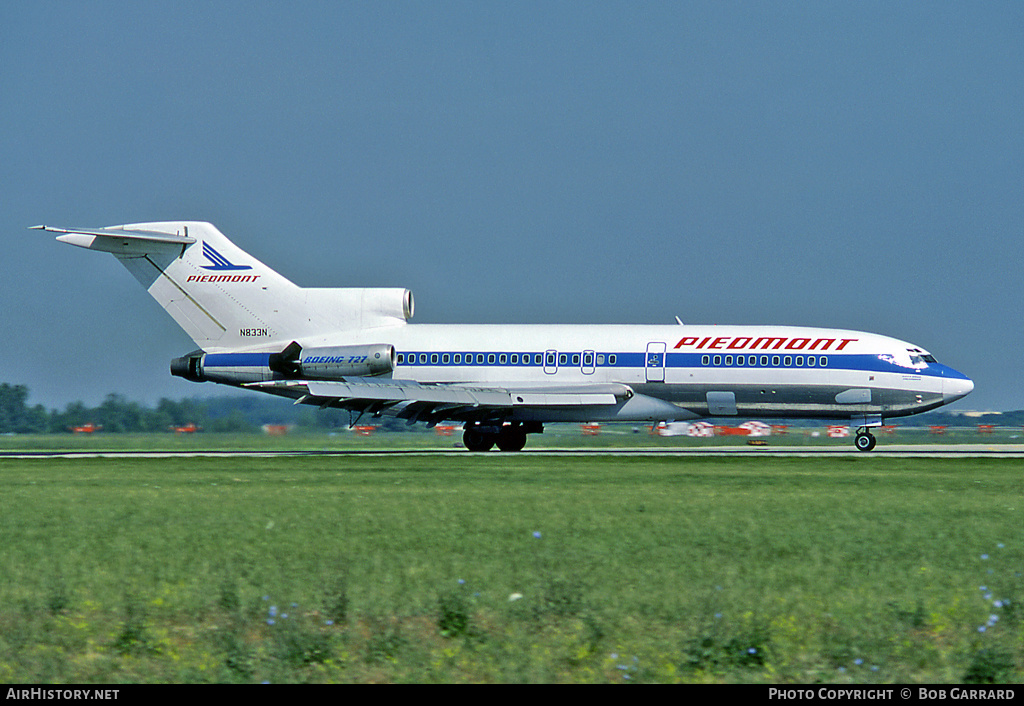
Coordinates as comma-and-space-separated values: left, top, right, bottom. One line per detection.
245, 321, 972, 423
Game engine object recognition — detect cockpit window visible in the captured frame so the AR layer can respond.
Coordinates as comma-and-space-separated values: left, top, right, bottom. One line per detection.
905, 349, 934, 369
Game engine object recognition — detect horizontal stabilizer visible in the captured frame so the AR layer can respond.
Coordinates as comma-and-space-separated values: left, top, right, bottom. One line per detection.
31, 225, 196, 246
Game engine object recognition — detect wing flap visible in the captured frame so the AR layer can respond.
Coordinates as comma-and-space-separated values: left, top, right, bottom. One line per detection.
246, 379, 630, 408
306, 380, 514, 407
512, 391, 619, 405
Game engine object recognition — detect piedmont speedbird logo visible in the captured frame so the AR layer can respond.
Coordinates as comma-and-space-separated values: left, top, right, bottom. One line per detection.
186, 241, 261, 283
201, 241, 252, 270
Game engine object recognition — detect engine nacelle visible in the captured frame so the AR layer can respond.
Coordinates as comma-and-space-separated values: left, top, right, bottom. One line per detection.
291, 343, 396, 379
171, 350, 277, 385
303, 288, 413, 330
170, 350, 206, 382
171, 342, 395, 385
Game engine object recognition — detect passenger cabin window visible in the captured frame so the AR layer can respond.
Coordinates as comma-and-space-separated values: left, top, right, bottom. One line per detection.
608, 354, 617, 365
476, 354, 484, 364
454, 353, 461, 364
419, 354, 427, 364
559, 353, 568, 365
397, 353, 404, 364
431, 353, 438, 364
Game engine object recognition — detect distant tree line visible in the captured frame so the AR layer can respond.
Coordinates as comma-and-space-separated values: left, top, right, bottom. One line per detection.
0, 382, 370, 434
2, 381, 1013, 435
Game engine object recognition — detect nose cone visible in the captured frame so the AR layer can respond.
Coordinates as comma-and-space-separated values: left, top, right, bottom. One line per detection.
943, 370, 974, 404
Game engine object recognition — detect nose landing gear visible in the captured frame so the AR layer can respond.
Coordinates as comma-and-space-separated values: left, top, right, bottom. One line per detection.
854, 428, 877, 452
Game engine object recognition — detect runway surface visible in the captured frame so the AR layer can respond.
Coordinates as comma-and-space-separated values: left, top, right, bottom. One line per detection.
4, 445, 1024, 458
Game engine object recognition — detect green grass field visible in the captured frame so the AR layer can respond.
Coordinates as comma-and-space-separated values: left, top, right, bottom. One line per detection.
0, 453, 1021, 683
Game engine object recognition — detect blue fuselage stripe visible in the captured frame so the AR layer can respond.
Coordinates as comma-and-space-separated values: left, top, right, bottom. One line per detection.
393, 351, 953, 378
203, 350, 962, 380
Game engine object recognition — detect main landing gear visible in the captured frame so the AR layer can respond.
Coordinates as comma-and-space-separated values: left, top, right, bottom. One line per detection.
462, 422, 537, 452
854, 428, 877, 452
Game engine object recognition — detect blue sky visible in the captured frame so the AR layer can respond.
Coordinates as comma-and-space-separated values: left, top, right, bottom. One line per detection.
2, 2, 1021, 411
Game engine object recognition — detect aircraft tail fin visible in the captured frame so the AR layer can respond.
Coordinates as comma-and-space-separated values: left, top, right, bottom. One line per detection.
38, 222, 412, 350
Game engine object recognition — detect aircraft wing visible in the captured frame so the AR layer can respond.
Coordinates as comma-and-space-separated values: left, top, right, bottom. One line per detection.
246, 378, 632, 424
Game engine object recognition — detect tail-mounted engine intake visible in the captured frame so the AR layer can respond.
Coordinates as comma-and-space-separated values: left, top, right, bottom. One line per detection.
171, 341, 395, 385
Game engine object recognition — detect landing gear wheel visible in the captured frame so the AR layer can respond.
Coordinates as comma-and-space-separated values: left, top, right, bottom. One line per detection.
854, 430, 877, 452
463, 427, 494, 452
496, 425, 527, 452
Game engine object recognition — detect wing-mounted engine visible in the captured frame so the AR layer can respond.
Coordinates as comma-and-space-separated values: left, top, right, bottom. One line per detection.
171, 341, 395, 385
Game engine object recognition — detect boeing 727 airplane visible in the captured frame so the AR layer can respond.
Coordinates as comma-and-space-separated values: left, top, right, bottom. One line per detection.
36, 221, 974, 451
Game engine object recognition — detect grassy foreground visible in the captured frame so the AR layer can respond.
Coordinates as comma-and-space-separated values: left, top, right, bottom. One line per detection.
0, 455, 1021, 683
